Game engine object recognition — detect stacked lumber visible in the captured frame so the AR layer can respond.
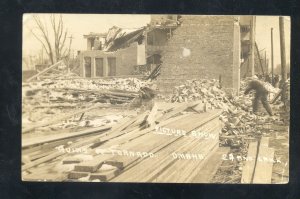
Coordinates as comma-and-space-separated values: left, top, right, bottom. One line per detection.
110, 110, 222, 182
22, 100, 223, 183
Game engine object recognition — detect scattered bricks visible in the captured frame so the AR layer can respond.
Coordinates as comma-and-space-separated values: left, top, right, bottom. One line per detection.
89, 169, 121, 182
68, 171, 90, 179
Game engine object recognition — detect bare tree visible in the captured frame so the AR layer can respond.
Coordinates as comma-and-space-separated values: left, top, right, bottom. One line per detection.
30, 14, 68, 65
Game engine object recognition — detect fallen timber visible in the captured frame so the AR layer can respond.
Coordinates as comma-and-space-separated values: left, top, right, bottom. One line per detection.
22, 101, 224, 182
22, 102, 124, 133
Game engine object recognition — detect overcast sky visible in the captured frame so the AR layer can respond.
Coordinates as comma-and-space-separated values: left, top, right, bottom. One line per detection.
23, 14, 290, 69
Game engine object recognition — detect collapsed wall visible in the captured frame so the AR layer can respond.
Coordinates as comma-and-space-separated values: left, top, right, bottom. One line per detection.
157, 15, 240, 94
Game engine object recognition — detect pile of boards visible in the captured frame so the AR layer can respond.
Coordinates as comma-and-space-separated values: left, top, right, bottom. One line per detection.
22, 77, 150, 133
22, 100, 223, 183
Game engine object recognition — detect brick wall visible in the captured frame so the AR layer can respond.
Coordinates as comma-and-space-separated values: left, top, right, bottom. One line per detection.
157, 15, 240, 93
79, 42, 139, 77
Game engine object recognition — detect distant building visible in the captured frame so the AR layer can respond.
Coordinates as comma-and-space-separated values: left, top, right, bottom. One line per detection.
78, 15, 180, 78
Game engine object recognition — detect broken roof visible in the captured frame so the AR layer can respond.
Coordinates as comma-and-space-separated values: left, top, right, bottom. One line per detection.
103, 26, 146, 52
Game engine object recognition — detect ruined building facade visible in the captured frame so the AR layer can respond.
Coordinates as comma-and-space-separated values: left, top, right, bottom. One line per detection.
157, 15, 252, 94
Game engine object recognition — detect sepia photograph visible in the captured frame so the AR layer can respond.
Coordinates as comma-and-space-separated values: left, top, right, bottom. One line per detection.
21, 14, 290, 183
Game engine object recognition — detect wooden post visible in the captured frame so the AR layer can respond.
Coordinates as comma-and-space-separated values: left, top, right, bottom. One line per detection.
279, 16, 287, 104
255, 42, 265, 75
271, 28, 274, 85
250, 16, 256, 76
265, 50, 267, 74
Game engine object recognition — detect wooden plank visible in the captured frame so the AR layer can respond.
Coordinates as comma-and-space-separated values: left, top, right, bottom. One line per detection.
100, 111, 218, 154
33, 103, 77, 109
252, 147, 275, 184
73, 155, 112, 172
260, 137, 270, 148
22, 116, 138, 171
22, 101, 109, 133
241, 141, 259, 183
153, 140, 218, 183
22, 133, 97, 155
155, 100, 204, 123
111, 111, 222, 182
22, 172, 68, 182
29, 150, 54, 161
93, 113, 193, 151
89, 169, 121, 181
26, 60, 64, 82
106, 109, 221, 151
68, 171, 90, 179
154, 123, 221, 182
22, 125, 112, 148
252, 137, 274, 184
62, 157, 82, 164
112, 134, 201, 182
177, 143, 219, 183
191, 147, 230, 183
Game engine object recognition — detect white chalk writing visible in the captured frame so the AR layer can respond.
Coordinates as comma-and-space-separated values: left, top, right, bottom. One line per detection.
55, 145, 88, 154
171, 152, 205, 160
95, 148, 155, 158
222, 153, 282, 163
154, 125, 217, 140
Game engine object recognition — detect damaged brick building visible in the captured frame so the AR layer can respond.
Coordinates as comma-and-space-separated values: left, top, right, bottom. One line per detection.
157, 15, 254, 94
79, 15, 258, 94
78, 15, 179, 78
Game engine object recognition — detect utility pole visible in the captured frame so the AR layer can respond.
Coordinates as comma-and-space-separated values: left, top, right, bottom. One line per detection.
271, 28, 274, 85
250, 16, 256, 76
265, 50, 267, 74
67, 35, 74, 73
279, 16, 287, 104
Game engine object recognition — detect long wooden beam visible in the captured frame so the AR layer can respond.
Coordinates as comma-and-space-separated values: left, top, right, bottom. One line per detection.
21, 116, 138, 171
26, 60, 64, 82
22, 125, 113, 148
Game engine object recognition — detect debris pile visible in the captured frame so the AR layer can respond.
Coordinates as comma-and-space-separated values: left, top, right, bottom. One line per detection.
22, 77, 149, 134
161, 78, 288, 183
164, 79, 281, 148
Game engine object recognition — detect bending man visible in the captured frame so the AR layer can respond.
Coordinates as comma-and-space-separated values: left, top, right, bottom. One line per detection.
244, 78, 273, 116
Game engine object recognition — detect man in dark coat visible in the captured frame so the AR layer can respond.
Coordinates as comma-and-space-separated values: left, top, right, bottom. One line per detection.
139, 86, 156, 110
244, 79, 273, 116
129, 85, 157, 110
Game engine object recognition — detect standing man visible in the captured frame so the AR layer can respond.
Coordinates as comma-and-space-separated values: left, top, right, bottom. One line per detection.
244, 77, 273, 116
